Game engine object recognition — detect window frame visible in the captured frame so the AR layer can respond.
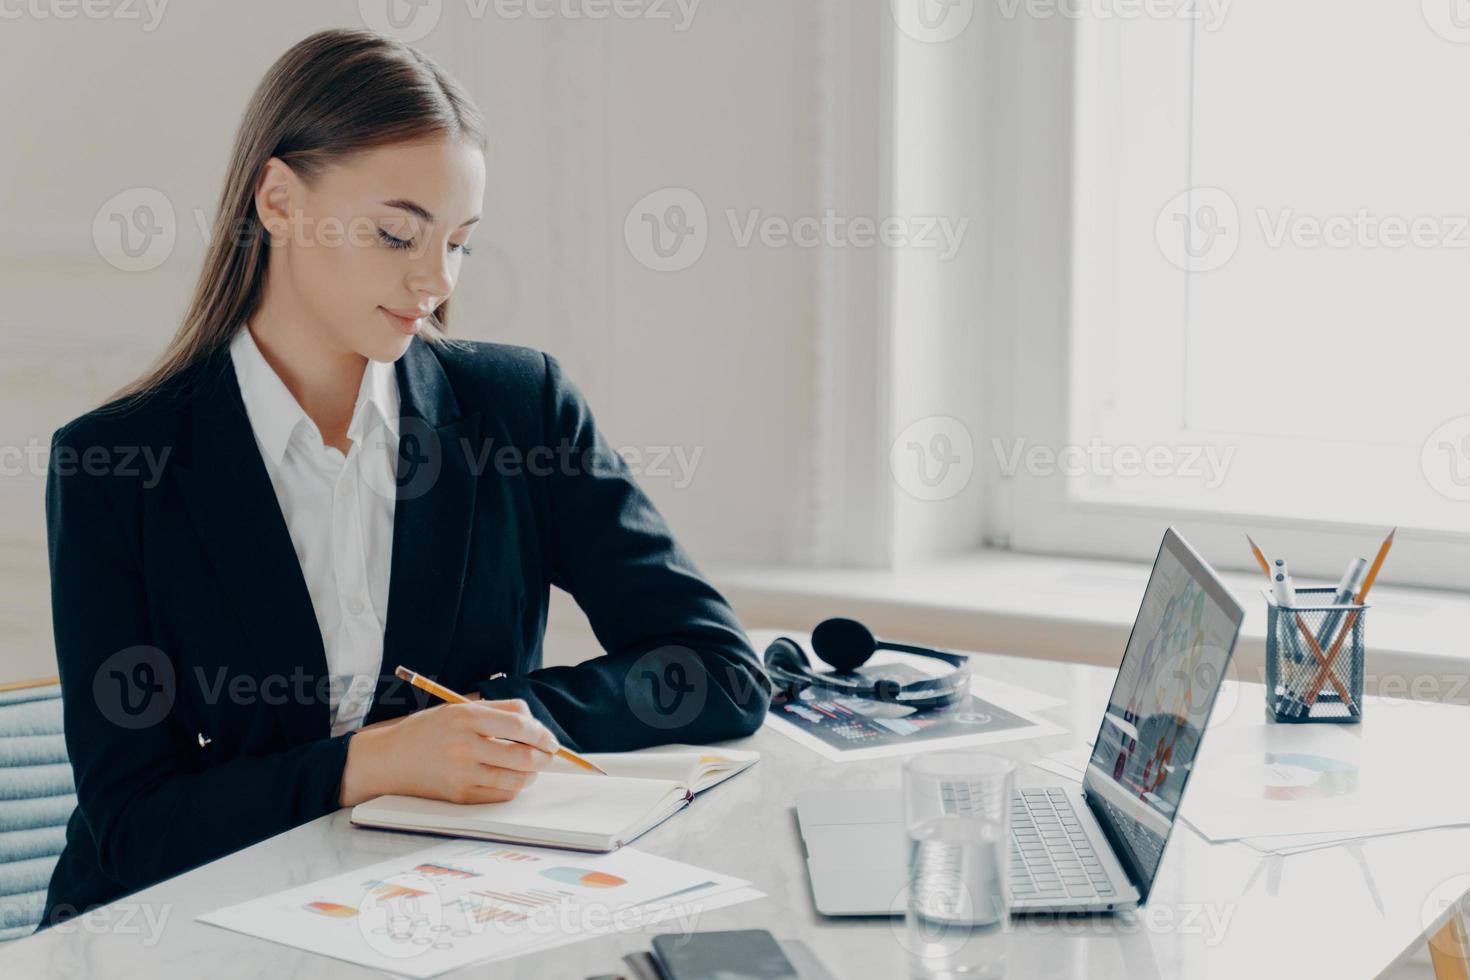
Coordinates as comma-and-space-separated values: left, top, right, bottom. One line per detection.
983, 11, 1470, 592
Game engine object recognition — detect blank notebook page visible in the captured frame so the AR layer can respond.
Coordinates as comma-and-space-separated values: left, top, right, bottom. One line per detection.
353, 773, 687, 841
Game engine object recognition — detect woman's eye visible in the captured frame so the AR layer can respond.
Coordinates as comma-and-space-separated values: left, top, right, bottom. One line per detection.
379, 228, 472, 256
377, 228, 414, 250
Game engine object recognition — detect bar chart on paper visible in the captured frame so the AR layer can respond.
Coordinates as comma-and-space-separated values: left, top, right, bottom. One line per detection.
196, 839, 762, 978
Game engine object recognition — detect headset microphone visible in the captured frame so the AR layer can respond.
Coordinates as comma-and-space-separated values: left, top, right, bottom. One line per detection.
764, 618, 970, 710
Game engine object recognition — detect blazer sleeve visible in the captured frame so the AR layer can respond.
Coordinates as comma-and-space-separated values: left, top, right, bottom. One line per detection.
476, 354, 772, 752
46, 427, 354, 897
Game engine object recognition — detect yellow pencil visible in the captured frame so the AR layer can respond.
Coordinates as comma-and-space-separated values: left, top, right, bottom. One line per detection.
1302, 528, 1395, 707
1246, 534, 1271, 576
393, 665, 607, 775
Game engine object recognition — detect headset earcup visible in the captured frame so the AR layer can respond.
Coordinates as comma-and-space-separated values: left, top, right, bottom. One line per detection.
810, 617, 878, 673
763, 637, 816, 699
764, 636, 813, 673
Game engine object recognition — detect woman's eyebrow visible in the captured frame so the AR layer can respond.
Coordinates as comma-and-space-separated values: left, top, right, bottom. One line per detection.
380, 198, 481, 228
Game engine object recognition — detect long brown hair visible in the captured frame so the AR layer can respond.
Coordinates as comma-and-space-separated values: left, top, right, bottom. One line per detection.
111, 28, 486, 405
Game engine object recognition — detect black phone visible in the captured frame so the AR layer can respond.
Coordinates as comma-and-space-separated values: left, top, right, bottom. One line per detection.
650, 929, 800, 980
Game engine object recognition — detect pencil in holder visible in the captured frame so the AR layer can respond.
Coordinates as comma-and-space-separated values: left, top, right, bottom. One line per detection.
1264, 586, 1366, 723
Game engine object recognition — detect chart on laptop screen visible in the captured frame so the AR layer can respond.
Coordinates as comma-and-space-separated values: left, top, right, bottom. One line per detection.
1089, 540, 1238, 828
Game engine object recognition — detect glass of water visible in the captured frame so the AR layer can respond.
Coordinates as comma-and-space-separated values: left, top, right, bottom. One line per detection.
900, 752, 1015, 979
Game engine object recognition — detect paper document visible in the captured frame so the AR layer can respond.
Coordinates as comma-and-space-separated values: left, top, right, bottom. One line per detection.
198, 839, 761, 978
1180, 707, 1470, 842
764, 648, 1067, 762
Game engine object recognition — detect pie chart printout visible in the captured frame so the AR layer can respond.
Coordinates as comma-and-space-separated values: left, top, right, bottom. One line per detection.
540, 867, 628, 889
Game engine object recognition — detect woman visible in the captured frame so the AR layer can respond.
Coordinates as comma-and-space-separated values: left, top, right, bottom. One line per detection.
38, 28, 768, 930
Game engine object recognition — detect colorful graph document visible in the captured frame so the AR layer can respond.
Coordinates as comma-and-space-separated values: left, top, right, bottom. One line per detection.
197, 840, 761, 977
1180, 700, 1470, 842
765, 648, 1066, 762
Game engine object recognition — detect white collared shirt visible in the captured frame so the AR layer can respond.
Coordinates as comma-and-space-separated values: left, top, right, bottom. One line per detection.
228, 324, 400, 737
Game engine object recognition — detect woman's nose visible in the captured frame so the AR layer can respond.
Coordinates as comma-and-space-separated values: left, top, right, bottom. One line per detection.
407, 244, 454, 299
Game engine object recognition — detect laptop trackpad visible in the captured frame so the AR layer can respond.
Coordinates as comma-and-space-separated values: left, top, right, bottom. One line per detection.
798, 790, 908, 916
802, 822, 907, 865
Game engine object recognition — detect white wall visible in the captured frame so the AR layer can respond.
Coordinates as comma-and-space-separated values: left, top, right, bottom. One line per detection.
0, 0, 867, 681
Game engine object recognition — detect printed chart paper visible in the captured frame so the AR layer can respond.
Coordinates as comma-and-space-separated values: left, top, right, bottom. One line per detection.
1180, 706, 1470, 842
198, 839, 760, 977
764, 648, 1067, 762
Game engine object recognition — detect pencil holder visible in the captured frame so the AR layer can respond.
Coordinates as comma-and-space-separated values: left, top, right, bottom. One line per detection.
1264, 587, 1366, 723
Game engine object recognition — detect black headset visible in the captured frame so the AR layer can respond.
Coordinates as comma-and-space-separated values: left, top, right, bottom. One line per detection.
763, 618, 970, 711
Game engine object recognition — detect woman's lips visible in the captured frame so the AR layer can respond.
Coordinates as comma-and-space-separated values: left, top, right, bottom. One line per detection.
380, 307, 424, 335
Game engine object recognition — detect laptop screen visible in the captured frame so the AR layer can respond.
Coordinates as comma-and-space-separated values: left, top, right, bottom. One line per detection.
1081, 528, 1244, 900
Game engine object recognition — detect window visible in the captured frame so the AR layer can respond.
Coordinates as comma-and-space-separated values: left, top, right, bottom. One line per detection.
995, 4, 1470, 589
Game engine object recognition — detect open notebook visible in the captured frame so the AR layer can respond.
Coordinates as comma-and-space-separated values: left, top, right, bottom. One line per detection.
349, 744, 759, 852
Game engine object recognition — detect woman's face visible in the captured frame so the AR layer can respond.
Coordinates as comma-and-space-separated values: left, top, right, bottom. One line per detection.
257, 137, 486, 364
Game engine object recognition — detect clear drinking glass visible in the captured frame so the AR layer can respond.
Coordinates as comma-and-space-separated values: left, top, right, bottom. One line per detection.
900, 752, 1015, 979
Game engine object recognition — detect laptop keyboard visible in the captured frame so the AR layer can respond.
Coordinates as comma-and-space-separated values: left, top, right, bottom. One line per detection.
1094, 794, 1165, 872
940, 782, 1115, 902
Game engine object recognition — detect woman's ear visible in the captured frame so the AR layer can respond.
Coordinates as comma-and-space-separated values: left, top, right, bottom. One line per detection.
253, 157, 296, 244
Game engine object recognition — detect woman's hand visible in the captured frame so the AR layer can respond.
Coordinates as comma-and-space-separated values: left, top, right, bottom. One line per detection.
339, 699, 558, 807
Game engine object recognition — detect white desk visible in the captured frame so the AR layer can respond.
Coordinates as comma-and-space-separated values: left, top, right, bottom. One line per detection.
5, 631, 1469, 978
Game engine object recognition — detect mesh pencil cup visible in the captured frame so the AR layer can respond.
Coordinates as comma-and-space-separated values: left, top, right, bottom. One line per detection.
1264, 586, 1366, 723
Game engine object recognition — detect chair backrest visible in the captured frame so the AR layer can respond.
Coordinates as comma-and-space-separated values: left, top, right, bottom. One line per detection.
0, 680, 74, 941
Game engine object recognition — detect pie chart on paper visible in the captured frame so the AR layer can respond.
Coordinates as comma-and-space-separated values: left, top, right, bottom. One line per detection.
540, 867, 627, 889
1255, 752, 1359, 801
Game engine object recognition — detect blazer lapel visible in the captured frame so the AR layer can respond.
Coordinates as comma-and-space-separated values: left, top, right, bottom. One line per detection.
172, 351, 332, 746
172, 339, 481, 738
362, 338, 481, 724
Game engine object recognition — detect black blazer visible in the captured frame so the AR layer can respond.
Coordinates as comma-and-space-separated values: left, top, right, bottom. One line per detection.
37, 336, 770, 929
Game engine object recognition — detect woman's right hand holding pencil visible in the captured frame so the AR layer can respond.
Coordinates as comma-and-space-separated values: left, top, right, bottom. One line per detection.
338, 699, 560, 808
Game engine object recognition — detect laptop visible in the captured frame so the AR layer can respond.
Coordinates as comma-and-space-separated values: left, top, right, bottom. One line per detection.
795, 528, 1244, 915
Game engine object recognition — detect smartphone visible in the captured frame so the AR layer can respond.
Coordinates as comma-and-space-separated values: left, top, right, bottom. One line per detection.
650, 929, 800, 980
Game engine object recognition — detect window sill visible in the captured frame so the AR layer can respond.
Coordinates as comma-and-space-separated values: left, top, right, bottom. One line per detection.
714, 549, 1470, 703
